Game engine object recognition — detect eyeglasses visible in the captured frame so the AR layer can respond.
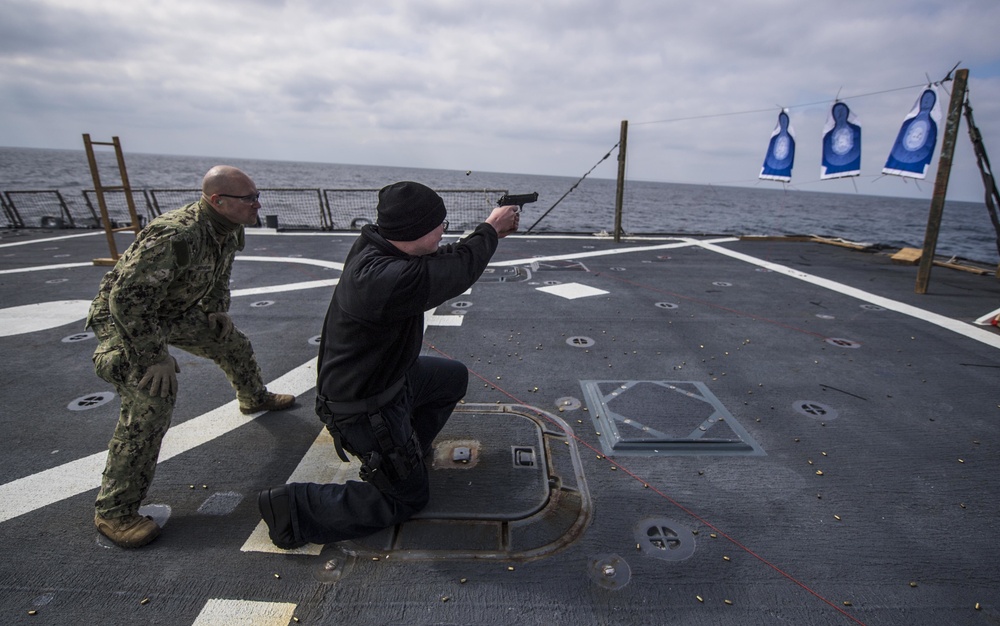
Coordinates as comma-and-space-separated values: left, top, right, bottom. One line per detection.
218, 192, 261, 203
441, 220, 449, 232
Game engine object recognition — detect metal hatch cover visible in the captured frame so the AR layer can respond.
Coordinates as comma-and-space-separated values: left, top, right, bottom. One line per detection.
339, 403, 592, 562
581, 380, 765, 457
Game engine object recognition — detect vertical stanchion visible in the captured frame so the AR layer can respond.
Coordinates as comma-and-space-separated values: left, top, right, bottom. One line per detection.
614, 120, 628, 243
916, 68, 969, 294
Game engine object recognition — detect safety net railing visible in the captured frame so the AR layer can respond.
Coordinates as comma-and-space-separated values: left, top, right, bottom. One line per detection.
323, 189, 507, 232
3, 190, 87, 229
0, 187, 509, 232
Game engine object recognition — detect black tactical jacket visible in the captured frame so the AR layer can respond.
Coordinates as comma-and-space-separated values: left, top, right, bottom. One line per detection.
317, 222, 499, 402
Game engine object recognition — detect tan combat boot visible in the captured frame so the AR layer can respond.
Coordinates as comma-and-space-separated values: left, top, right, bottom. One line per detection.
94, 512, 161, 548
240, 392, 295, 414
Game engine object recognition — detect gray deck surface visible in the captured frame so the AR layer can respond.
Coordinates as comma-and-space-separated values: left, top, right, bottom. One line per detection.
1, 228, 998, 626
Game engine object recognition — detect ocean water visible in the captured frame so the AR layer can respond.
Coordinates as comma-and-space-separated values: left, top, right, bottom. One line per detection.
2, 146, 998, 264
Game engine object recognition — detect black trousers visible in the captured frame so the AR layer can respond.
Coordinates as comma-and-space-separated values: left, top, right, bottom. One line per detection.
287, 356, 468, 545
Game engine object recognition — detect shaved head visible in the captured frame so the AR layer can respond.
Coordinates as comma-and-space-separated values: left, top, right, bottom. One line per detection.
201, 165, 261, 226
202, 165, 253, 196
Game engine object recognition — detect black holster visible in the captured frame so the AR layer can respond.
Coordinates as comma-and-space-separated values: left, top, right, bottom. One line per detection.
315, 379, 422, 491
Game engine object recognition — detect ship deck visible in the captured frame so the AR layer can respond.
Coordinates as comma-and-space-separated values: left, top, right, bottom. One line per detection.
1, 227, 998, 626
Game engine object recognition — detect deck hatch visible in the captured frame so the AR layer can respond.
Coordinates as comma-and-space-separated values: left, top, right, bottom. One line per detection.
581, 380, 765, 457
341, 404, 593, 562
476, 266, 530, 283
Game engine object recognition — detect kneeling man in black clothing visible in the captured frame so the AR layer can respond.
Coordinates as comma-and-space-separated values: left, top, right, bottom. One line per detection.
259, 181, 520, 548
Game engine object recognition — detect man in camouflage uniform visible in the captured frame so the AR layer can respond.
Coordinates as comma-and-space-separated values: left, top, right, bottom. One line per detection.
87, 165, 294, 549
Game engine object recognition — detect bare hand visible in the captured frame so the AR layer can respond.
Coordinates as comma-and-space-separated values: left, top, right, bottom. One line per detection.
485, 205, 520, 238
138, 355, 180, 398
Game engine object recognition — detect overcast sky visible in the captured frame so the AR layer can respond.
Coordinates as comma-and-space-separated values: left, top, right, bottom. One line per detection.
2, 0, 999, 202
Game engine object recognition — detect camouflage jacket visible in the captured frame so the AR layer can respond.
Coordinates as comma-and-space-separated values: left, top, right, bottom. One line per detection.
86, 198, 245, 369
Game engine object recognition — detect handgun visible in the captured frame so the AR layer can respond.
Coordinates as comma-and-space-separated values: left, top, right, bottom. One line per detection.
497, 192, 538, 213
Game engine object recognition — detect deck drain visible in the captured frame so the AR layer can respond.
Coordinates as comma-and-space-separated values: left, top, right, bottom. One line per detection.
587, 553, 631, 590
712, 281, 732, 287
250, 300, 274, 308
793, 401, 839, 420
68, 392, 115, 411
860, 304, 886, 311
816, 314, 836, 319
655, 302, 678, 309
45, 278, 69, 284
308, 335, 321, 345
555, 397, 581, 411
635, 518, 696, 561
609, 267, 626, 272
825, 337, 861, 348
566, 336, 595, 348
62, 331, 95, 343
451, 301, 473, 308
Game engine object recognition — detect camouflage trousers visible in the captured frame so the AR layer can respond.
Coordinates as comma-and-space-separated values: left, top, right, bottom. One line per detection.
92, 310, 267, 518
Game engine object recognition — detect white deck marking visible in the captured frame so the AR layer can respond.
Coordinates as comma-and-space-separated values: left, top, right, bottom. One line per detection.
537, 282, 609, 300
236, 255, 343, 271
0, 300, 91, 337
489, 237, 737, 267
425, 309, 464, 327
231, 278, 338, 297
0, 262, 92, 274
691, 238, 1000, 350
0, 231, 105, 248
0, 360, 316, 524
241, 429, 360, 555
975, 307, 1000, 326
191, 599, 297, 626
424, 287, 473, 329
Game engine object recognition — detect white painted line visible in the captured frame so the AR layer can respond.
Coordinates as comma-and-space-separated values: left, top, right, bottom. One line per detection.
0, 262, 92, 274
537, 282, 610, 300
691, 238, 1000, 350
0, 359, 317, 524
425, 312, 464, 327
489, 237, 737, 267
0, 300, 92, 337
975, 307, 1000, 326
231, 279, 338, 297
241, 429, 360, 555
0, 231, 105, 248
236, 256, 344, 271
192, 599, 297, 626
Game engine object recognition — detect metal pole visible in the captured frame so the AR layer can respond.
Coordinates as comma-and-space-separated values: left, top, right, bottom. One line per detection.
916, 68, 969, 294
613, 120, 628, 243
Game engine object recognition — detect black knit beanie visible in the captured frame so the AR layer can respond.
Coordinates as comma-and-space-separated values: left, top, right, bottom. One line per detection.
375, 181, 447, 241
